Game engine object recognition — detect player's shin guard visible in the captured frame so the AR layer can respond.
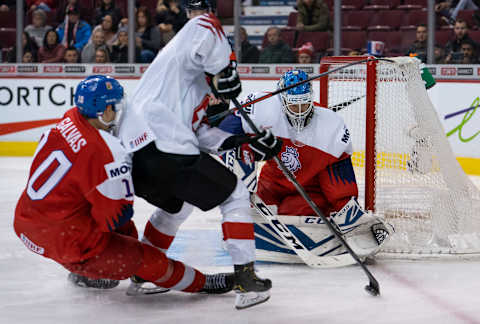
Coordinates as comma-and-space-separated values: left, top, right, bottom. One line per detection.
132, 243, 206, 294
141, 204, 193, 252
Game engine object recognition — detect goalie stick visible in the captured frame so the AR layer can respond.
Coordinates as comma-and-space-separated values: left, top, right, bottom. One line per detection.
230, 96, 381, 296
250, 193, 357, 268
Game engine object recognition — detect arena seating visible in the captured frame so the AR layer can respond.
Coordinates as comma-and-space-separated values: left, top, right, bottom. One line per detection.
1, 0, 479, 63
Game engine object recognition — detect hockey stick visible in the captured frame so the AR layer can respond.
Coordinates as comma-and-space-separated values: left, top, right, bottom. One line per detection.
208, 57, 389, 123
330, 94, 366, 112
208, 93, 365, 125
231, 96, 381, 296
250, 193, 357, 268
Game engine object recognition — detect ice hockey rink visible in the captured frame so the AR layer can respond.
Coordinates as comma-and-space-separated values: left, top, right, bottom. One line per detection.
2, 157, 480, 324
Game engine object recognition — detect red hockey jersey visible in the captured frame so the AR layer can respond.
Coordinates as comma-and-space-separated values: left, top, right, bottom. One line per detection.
14, 108, 134, 264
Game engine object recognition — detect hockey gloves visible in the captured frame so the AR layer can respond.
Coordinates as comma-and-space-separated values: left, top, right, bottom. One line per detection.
216, 60, 242, 100
221, 129, 282, 163
206, 100, 229, 127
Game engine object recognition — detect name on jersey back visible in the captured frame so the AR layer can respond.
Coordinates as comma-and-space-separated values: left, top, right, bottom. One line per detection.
56, 117, 87, 153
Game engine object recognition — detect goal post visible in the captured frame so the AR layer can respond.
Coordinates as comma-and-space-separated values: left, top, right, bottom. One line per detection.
319, 56, 480, 257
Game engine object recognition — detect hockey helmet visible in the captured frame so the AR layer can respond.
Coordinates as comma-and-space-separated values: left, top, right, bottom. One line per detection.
278, 69, 314, 132
186, 0, 214, 11
74, 75, 124, 118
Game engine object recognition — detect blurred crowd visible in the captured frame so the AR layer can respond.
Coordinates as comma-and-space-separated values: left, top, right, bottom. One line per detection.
1, 0, 480, 64
1, 0, 190, 63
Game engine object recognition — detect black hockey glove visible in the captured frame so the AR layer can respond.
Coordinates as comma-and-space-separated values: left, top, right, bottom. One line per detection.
220, 129, 283, 163
216, 59, 242, 100
206, 100, 229, 127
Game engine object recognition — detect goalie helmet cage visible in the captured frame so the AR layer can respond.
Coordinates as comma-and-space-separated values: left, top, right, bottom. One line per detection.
319, 56, 480, 258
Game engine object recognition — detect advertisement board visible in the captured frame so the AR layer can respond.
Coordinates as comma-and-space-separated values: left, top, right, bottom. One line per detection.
0, 69, 479, 173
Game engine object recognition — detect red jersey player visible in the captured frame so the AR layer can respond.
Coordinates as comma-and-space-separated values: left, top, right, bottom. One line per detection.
14, 75, 234, 295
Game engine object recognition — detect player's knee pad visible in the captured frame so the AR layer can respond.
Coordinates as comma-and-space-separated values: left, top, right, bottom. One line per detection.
149, 203, 194, 234
220, 181, 250, 216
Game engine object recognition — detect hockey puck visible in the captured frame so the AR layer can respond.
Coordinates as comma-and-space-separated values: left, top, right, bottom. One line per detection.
364, 284, 380, 296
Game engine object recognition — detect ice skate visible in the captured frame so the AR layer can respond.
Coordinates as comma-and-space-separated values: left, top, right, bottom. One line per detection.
233, 262, 271, 310
68, 272, 120, 289
126, 275, 170, 296
199, 272, 235, 294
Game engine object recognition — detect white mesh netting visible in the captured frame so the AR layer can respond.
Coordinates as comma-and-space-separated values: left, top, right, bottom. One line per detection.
322, 56, 480, 258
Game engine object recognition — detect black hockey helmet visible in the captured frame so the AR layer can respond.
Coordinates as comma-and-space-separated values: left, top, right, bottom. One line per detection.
185, 0, 214, 11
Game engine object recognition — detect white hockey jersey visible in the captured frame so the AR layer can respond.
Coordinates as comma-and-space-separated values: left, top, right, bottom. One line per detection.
119, 13, 232, 155
239, 92, 353, 158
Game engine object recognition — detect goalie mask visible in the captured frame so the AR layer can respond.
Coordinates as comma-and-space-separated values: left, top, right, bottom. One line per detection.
75, 75, 125, 129
278, 70, 314, 133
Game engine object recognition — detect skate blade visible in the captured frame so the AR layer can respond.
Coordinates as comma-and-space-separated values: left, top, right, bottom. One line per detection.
235, 291, 270, 310
126, 282, 170, 296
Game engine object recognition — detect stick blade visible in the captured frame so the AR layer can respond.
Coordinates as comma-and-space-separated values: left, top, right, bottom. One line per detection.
364, 281, 380, 296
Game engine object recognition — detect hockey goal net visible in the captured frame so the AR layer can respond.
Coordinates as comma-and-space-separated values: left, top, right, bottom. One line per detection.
319, 56, 480, 258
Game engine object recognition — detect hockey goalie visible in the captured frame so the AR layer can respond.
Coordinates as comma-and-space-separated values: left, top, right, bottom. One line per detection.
216, 69, 394, 264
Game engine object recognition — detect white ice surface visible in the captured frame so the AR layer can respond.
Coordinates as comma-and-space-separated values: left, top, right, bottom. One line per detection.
2, 157, 480, 324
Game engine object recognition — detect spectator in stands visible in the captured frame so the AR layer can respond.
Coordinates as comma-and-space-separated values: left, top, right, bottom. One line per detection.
7, 32, 38, 63
295, 0, 330, 32
155, 0, 188, 33
110, 26, 142, 63
93, 0, 123, 27
444, 19, 477, 61
434, 44, 446, 63
25, 9, 52, 48
63, 46, 79, 63
406, 24, 428, 63
136, 6, 163, 63
259, 27, 295, 63
0, 0, 15, 12
451, 0, 479, 21
94, 47, 110, 63
22, 50, 35, 63
436, 1, 455, 25
27, 0, 56, 12
38, 29, 66, 63
57, 6, 92, 52
81, 29, 109, 63
447, 39, 479, 63
297, 42, 314, 63
436, 1, 480, 25
56, 0, 88, 25
461, 39, 479, 63
92, 14, 119, 49
240, 27, 259, 63
158, 16, 176, 45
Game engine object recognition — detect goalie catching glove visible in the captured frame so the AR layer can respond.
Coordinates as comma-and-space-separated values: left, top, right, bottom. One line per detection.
220, 129, 283, 163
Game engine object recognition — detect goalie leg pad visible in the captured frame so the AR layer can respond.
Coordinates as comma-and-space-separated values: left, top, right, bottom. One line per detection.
251, 197, 394, 262
333, 198, 394, 257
